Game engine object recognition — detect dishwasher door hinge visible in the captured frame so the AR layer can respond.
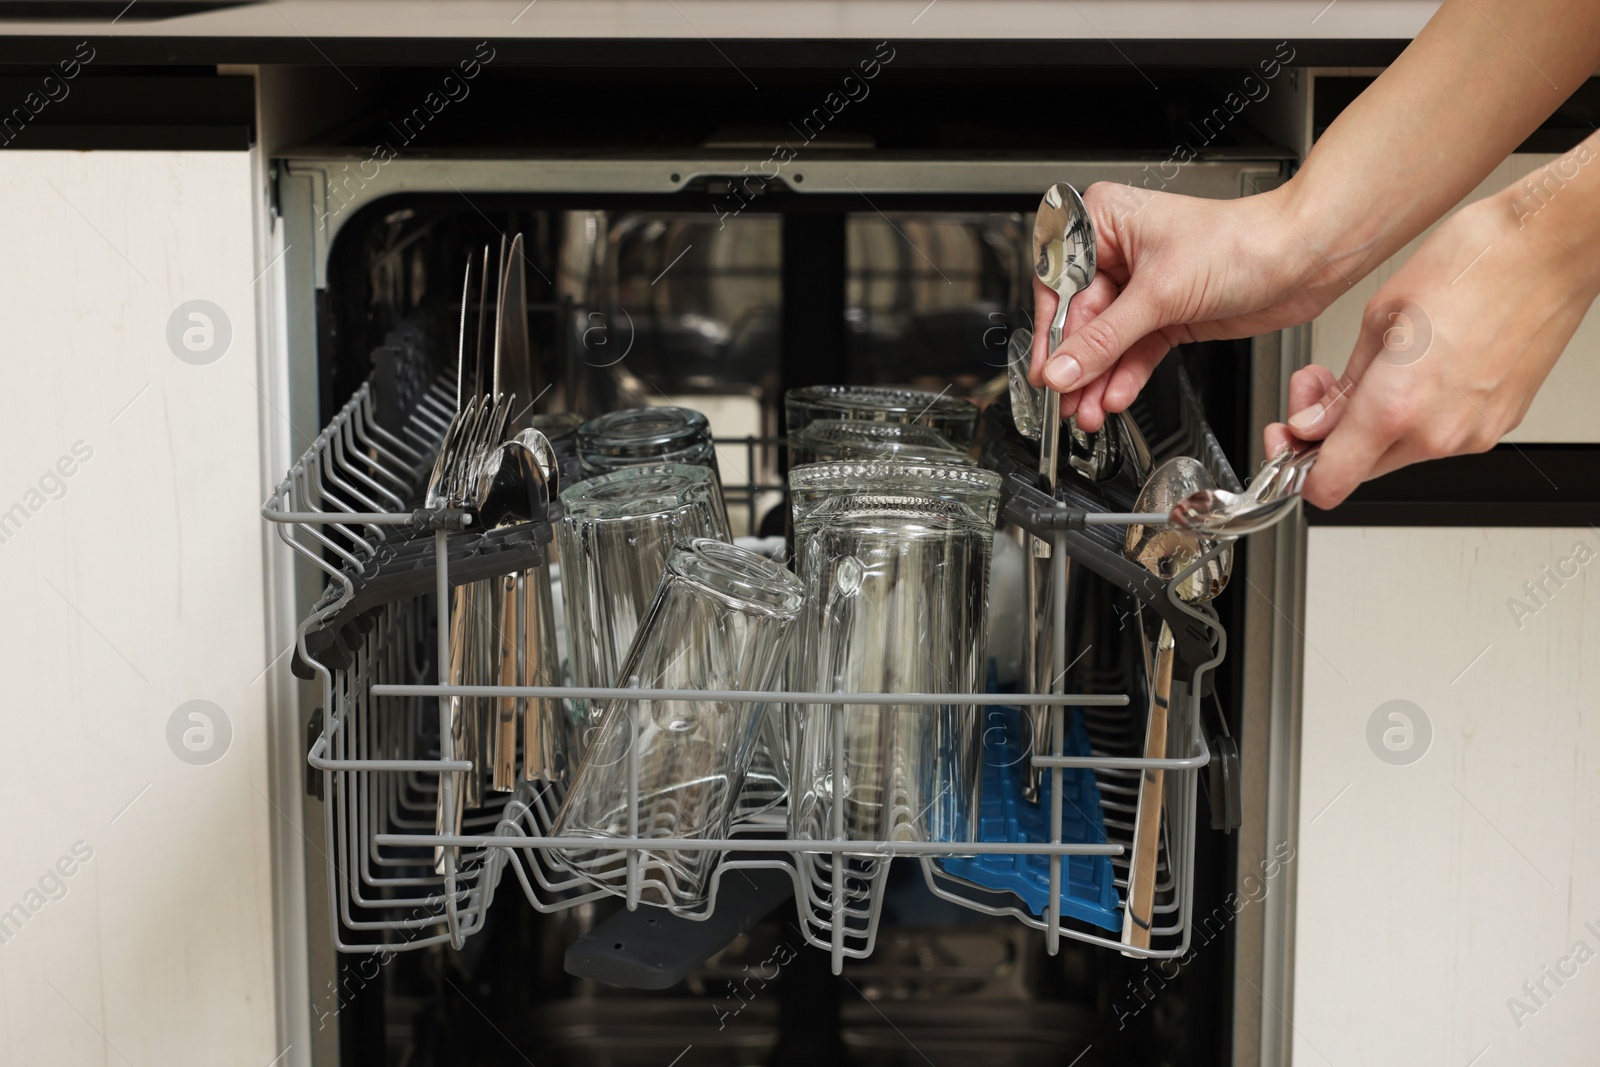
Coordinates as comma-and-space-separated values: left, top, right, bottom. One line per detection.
268, 161, 282, 223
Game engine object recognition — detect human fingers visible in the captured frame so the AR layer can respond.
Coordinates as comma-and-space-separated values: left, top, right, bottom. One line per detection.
1040, 275, 1170, 394
1029, 277, 1059, 384
1031, 274, 1117, 387
1282, 365, 1350, 440
1100, 334, 1178, 413
1262, 421, 1298, 457
1072, 374, 1113, 433
1262, 366, 1336, 459
1286, 293, 1408, 443
1298, 390, 1401, 509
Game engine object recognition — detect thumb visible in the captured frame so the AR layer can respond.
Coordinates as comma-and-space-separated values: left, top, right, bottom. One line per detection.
1028, 276, 1059, 383
1040, 276, 1168, 394
1285, 295, 1412, 438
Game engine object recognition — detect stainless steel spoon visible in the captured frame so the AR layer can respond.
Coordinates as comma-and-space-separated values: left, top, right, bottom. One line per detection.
1032, 183, 1097, 497
1006, 326, 1044, 440
1119, 456, 1233, 952
1169, 442, 1320, 537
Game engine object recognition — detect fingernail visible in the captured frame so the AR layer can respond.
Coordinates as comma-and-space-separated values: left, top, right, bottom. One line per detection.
1288, 403, 1325, 433
1044, 356, 1081, 391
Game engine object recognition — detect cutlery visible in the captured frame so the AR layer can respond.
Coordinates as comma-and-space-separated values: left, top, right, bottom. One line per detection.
1119, 457, 1232, 952
1169, 441, 1320, 537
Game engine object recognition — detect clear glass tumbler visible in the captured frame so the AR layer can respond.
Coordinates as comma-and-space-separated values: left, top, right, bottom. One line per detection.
784, 385, 979, 447
577, 406, 727, 530
787, 461, 1001, 848
787, 418, 974, 468
577, 405, 718, 475
558, 464, 730, 729
550, 538, 804, 910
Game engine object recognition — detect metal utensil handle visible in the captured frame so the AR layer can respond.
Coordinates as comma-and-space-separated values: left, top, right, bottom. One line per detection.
1275, 441, 1320, 496
1122, 620, 1174, 953
1039, 299, 1071, 487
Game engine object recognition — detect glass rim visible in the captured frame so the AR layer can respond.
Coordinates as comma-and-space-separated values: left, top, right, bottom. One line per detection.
788, 459, 1001, 494
791, 419, 974, 466
577, 405, 712, 458
789, 459, 1001, 527
785, 385, 977, 422
791, 418, 958, 448
559, 462, 715, 517
666, 537, 803, 617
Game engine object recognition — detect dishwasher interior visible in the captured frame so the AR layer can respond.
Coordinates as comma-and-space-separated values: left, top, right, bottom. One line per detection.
270, 145, 1276, 1065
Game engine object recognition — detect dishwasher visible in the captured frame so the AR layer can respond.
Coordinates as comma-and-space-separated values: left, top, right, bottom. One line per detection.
263, 98, 1296, 1065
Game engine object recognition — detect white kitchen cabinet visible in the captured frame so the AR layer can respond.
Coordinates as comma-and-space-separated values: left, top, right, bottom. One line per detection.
1293, 526, 1600, 1066
0, 151, 284, 1066
1311, 153, 1600, 444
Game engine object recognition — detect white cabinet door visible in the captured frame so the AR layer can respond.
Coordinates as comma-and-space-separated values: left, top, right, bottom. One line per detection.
0, 152, 282, 1066
1294, 526, 1600, 1066
1311, 154, 1600, 444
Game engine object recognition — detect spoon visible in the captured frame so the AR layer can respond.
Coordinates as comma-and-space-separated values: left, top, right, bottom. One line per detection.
1125, 457, 1233, 602
1006, 327, 1044, 440
1119, 456, 1233, 953
476, 427, 565, 789
1169, 442, 1320, 537
1032, 183, 1097, 499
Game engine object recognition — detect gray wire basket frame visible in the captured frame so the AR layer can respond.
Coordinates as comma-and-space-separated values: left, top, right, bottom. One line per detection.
264, 369, 1227, 970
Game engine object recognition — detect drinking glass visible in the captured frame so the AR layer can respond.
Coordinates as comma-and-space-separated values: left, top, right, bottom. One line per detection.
787, 461, 1000, 847
577, 405, 718, 475
551, 539, 804, 910
577, 406, 728, 530
558, 464, 730, 728
784, 385, 979, 447
787, 418, 974, 467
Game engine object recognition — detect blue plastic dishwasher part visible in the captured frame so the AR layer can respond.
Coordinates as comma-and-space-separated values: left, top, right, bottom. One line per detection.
941, 706, 1122, 932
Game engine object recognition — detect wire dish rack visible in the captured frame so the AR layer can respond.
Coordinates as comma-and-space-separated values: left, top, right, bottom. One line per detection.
263, 332, 1234, 970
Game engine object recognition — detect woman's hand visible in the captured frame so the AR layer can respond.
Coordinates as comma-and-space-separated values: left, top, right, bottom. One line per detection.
1029, 182, 1349, 431
1265, 178, 1600, 509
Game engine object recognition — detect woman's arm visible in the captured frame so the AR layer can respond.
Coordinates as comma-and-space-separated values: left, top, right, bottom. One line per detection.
1266, 130, 1600, 507
1031, 0, 1600, 424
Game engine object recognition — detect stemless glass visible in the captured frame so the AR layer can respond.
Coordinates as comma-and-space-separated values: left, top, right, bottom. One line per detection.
558, 464, 730, 728
784, 385, 979, 447
550, 539, 804, 910
787, 418, 974, 467
787, 461, 1001, 848
577, 406, 718, 475
577, 406, 728, 530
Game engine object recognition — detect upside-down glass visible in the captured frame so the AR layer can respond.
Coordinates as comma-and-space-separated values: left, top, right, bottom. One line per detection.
784, 385, 979, 447
550, 539, 804, 910
558, 464, 730, 729
578, 405, 717, 474
787, 461, 1001, 847
787, 418, 974, 467
577, 406, 728, 529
